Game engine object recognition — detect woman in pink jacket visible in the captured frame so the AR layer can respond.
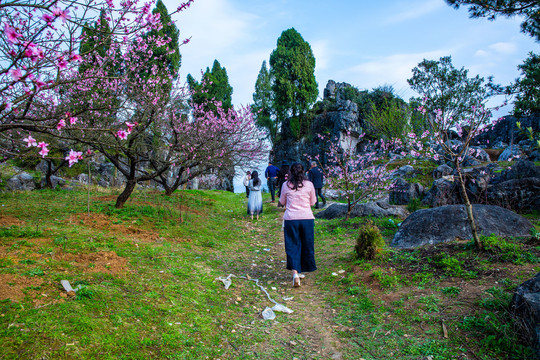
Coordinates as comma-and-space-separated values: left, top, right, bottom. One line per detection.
279, 162, 317, 287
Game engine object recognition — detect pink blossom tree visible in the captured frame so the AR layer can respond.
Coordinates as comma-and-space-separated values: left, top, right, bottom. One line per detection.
416, 102, 504, 250
0, 0, 193, 164
308, 132, 395, 220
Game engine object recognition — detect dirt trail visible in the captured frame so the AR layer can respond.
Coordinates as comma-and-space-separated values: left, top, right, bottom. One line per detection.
238, 205, 353, 359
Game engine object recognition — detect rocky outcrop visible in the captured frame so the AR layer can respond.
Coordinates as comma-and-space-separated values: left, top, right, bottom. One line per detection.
389, 178, 424, 205
487, 160, 540, 211
316, 198, 409, 220
272, 80, 364, 166
474, 114, 540, 147
510, 272, 540, 358
7, 172, 36, 191
391, 204, 533, 249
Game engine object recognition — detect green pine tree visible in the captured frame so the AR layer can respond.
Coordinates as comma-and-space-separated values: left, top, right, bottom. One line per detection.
252, 60, 276, 144
188, 59, 233, 114
269, 28, 318, 139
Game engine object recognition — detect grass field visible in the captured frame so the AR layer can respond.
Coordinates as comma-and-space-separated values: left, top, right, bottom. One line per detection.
0, 187, 539, 359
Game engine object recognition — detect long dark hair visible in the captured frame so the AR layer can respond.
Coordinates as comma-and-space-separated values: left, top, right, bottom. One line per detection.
279, 164, 290, 180
287, 163, 306, 191
251, 171, 261, 186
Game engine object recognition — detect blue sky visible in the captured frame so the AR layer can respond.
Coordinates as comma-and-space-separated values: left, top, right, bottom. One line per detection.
166, 0, 538, 119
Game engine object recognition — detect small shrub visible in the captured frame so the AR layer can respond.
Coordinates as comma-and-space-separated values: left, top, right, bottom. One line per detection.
407, 197, 422, 212
355, 221, 385, 260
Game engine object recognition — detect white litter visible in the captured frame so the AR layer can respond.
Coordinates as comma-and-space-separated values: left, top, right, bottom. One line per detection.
262, 307, 276, 320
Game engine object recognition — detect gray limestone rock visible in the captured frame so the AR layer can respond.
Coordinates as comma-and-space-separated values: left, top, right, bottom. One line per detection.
391, 204, 533, 249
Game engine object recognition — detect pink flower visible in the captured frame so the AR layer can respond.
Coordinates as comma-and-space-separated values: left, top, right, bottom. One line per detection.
65, 149, 83, 167
8, 68, 23, 81
23, 135, 37, 147
37, 142, 49, 158
70, 54, 82, 62
42, 13, 55, 23
4, 24, 22, 44
117, 130, 128, 140
57, 119, 66, 130
69, 116, 78, 125
125, 122, 136, 133
57, 58, 68, 69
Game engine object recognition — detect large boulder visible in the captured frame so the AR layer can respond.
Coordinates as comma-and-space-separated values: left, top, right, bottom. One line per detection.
6, 172, 36, 191
510, 272, 540, 358
40, 175, 66, 189
487, 160, 540, 211
498, 145, 524, 161
389, 178, 424, 205
433, 164, 453, 180
422, 178, 460, 207
316, 199, 408, 220
487, 177, 540, 211
391, 204, 533, 249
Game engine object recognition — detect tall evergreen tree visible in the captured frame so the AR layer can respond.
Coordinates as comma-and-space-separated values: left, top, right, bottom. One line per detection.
269, 28, 318, 139
513, 52, 540, 117
79, 10, 112, 74
188, 59, 233, 114
252, 61, 276, 144
446, 0, 540, 41
146, 0, 181, 78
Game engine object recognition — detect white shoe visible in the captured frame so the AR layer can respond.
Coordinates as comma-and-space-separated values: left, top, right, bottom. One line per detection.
292, 273, 301, 287
298, 273, 305, 279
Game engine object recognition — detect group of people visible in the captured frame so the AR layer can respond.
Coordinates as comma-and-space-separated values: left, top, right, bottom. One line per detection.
242, 161, 327, 288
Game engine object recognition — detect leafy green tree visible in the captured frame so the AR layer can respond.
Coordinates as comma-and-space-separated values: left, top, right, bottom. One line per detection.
187, 59, 233, 114
445, 0, 540, 41
79, 11, 112, 74
407, 56, 488, 128
513, 52, 540, 117
252, 61, 276, 144
269, 28, 318, 139
146, 0, 181, 78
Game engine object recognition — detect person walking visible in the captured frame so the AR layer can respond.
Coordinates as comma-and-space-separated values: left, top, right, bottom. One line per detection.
247, 171, 263, 220
279, 162, 317, 287
308, 161, 326, 209
264, 161, 280, 203
243, 171, 251, 198
276, 163, 290, 200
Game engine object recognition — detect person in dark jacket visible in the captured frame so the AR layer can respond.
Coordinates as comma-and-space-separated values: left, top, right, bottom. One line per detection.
307, 161, 326, 209
265, 162, 280, 203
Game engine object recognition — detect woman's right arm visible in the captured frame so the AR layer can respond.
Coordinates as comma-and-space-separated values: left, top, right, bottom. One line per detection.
279, 183, 287, 207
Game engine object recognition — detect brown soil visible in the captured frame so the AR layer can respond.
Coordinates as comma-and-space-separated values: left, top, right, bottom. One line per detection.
0, 274, 44, 302
60, 250, 128, 274
67, 213, 160, 243
228, 208, 351, 359
0, 215, 24, 227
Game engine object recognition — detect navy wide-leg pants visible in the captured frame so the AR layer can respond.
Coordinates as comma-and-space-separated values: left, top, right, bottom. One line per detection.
283, 219, 317, 273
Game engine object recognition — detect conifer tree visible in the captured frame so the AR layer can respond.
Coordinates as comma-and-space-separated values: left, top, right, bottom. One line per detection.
269, 28, 318, 139
252, 61, 276, 144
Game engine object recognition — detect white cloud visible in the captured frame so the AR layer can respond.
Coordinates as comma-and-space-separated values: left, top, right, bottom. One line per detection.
474, 49, 490, 57
488, 42, 518, 55
384, 0, 445, 24
311, 40, 330, 71
339, 50, 451, 98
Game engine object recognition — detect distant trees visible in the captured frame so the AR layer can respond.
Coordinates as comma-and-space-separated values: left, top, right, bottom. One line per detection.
187, 59, 233, 114
254, 28, 318, 141
252, 61, 276, 144
445, 0, 540, 41
407, 56, 489, 128
513, 52, 540, 117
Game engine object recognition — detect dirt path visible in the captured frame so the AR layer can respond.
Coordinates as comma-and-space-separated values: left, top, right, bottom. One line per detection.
236, 204, 353, 359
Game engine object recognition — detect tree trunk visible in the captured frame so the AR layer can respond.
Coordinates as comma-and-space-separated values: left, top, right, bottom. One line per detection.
346, 200, 352, 221
455, 164, 483, 250
115, 179, 137, 208
44, 160, 53, 189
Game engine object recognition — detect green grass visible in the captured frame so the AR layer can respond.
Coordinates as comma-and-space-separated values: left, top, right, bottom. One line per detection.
0, 187, 538, 359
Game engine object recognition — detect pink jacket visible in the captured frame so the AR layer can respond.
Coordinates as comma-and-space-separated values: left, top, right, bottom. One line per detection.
279, 180, 317, 220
